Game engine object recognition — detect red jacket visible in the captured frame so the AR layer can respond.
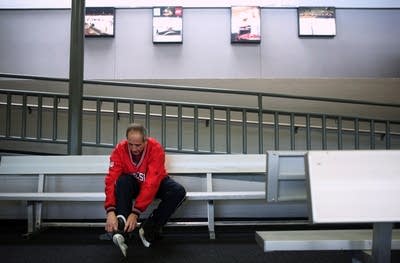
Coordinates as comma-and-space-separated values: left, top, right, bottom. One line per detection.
104, 137, 167, 216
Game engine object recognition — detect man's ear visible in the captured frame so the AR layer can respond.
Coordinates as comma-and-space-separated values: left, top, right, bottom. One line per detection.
142, 127, 148, 141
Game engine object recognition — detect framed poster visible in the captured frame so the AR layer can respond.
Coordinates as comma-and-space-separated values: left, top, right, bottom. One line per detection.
231, 6, 261, 43
85, 7, 115, 37
298, 7, 336, 37
153, 6, 183, 43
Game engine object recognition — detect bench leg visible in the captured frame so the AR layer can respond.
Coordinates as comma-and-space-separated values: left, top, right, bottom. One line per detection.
35, 201, 43, 231
23, 201, 42, 239
206, 172, 215, 239
207, 200, 215, 240
23, 201, 35, 239
372, 223, 392, 263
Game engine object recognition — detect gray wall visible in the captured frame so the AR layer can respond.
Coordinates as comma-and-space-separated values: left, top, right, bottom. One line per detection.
0, 8, 399, 78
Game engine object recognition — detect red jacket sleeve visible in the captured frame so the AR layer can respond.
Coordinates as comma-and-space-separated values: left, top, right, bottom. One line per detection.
104, 146, 123, 213
132, 143, 167, 215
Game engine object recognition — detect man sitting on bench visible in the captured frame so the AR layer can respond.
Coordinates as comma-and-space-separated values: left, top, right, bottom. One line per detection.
104, 123, 186, 256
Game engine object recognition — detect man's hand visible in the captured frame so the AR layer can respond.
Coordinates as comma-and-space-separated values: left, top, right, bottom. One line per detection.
105, 211, 118, 233
125, 213, 138, 232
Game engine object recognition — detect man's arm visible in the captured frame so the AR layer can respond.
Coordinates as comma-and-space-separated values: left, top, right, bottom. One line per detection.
104, 147, 123, 232
104, 147, 123, 213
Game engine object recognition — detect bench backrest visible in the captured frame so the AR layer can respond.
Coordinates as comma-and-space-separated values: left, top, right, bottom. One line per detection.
167, 154, 265, 174
306, 150, 400, 224
0, 155, 109, 174
0, 154, 266, 175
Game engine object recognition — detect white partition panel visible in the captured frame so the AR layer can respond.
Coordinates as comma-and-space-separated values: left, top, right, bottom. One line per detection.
306, 150, 400, 223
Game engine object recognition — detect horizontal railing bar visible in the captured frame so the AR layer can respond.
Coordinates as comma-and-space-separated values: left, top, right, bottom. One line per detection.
0, 136, 68, 144
1, 72, 400, 108
3, 99, 400, 126
0, 136, 230, 154
261, 108, 400, 123
2, 102, 400, 137
83, 80, 400, 108
84, 97, 257, 112
0, 101, 258, 120
2, 89, 400, 123
81, 142, 230, 154
0, 73, 69, 82
0, 93, 258, 113
0, 88, 68, 98
84, 80, 257, 96
2, 100, 399, 126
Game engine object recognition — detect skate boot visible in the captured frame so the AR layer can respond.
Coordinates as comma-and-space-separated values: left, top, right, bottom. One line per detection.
139, 217, 162, 248
112, 215, 128, 257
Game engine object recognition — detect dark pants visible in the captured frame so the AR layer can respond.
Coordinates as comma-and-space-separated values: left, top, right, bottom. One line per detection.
115, 174, 186, 226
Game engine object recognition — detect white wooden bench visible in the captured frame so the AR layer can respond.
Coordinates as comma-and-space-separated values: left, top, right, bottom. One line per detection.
257, 150, 400, 263
0, 154, 266, 239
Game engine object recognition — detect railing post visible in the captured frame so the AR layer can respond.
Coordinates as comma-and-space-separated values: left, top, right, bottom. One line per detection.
37, 95, 43, 140
161, 103, 166, 147
96, 99, 101, 145
370, 120, 375, 150
386, 121, 391, 149
178, 105, 183, 151
242, 109, 247, 154
226, 109, 231, 154
68, 0, 85, 155
145, 102, 150, 135
258, 94, 263, 154
338, 116, 343, 150
52, 96, 58, 141
194, 106, 199, 152
22, 95, 27, 139
113, 100, 118, 146
274, 112, 279, 151
210, 107, 215, 153
355, 118, 359, 150
6, 93, 11, 137
322, 115, 327, 150
290, 113, 295, 150
129, 101, 135, 124
306, 114, 311, 150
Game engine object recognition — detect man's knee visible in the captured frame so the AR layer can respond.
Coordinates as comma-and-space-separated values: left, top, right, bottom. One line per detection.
174, 183, 186, 201
116, 174, 131, 189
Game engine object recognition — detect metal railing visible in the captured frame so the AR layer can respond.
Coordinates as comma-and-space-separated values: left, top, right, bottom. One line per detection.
1, 73, 400, 154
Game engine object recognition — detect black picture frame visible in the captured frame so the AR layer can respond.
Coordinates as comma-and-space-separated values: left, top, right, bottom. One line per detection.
298, 7, 336, 37
85, 7, 115, 38
231, 6, 261, 44
153, 6, 183, 44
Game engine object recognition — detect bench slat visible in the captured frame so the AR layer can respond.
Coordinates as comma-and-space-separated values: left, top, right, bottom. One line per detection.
0, 155, 109, 174
0, 154, 266, 175
0, 191, 266, 201
186, 191, 265, 200
0, 192, 105, 201
256, 230, 400, 252
166, 154, 266, 173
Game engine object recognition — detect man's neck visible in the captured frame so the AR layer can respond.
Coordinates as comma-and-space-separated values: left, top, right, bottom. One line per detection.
131, 152, 142, 165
